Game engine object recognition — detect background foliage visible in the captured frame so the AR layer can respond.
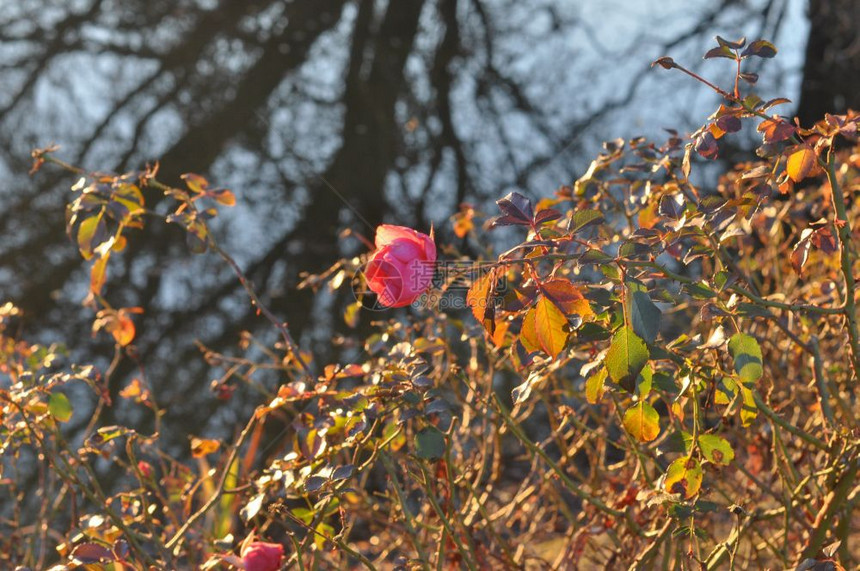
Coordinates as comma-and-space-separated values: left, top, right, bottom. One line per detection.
2, 30, 860, 568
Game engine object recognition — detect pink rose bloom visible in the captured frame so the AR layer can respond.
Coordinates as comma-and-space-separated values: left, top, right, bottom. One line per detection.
241, 541, 284, 571
365, 225, 436, 308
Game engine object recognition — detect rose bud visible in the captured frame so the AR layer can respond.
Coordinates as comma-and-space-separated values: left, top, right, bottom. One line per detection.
137, 461, 153, 479
364, 225, 436, 308
241, 541, 284, 571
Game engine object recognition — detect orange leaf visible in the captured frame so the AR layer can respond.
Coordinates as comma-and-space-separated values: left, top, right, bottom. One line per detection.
466, 270, 496, 334
111, 312, 136, 346
214, 189, 236, 206
452, 206, 475, 238
519, 306, 540, 353
190, 437, 220, 458
181, 173, 209, 193
491, 319, 509, 347
786, 146, 819, 183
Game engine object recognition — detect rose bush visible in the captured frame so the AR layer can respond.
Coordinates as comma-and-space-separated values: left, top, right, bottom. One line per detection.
4, 36, 859, 569
363, 224, 436, 307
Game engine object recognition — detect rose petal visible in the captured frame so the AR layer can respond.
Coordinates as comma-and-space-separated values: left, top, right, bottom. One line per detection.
375, 224, 424, 248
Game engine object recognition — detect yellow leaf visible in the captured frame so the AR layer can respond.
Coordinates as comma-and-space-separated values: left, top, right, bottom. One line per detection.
664, 456, 703, 499
90, 255, 109, 294
534, 297, 568, 358
622, 401, 660, 442
786, 146, 819, 183
585, 367, 607, 404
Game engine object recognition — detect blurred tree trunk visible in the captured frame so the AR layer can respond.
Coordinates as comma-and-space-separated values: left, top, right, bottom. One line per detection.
796, 0, 860, 126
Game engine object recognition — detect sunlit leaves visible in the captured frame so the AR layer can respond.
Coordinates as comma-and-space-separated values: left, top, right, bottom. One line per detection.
695, 132, 719, 160
758, 118, 795, 143
585, 367, 607, 404
698, 434, 734, 465
786, 146, 819, 183
191, 437, 221, 458
532, 297, 568, 359
182, 173, 210, 193
728, 333, 763, 384
241, 493, 265, 522
568, 210, 604, 234
622, 401, 660, 442
451, 203, 475, 237
76, 211, 107, 260
93, 307, 142, 346
90, 255, 109, 295
213, 189, 236, 206
664, 456, 703, 499
791, 228, 814, 274
540, 279, 593, 319
605, 326, 649, 393
739, 384, 759, 426
48, 392, 73, 422
467, 270, 497, 334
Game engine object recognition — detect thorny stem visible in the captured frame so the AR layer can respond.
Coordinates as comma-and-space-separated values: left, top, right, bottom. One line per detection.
380, 454, 433, 570
492, 395, 627, 521
824, 149, 860, 381
165, 415, 258, 551
416, 461, 479, 571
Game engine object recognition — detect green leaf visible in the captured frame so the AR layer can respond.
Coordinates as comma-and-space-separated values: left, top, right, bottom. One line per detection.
624, 280, 661, 344
684, 282, 718, 299
698, 434, 734, 465
622, 401, 660, 442
658, 430, 693, 455
48, 392, 73, 422
665, 456, 703, 499
578, 249, 613, 264
534, 296, 568, 358
585, 367, 607, 404
415, 426, 446, 460
636, 364, 653, 398
728, 333, 763, 384
568, 210, 604, 234
605, 326, 649, 393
